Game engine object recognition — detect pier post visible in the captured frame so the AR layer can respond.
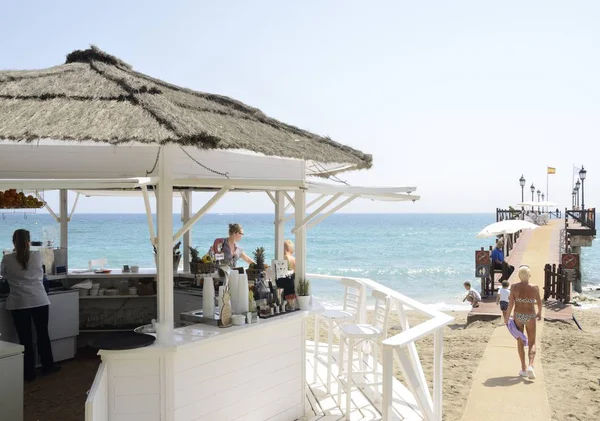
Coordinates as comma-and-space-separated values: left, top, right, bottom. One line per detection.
571, 245, 582, 293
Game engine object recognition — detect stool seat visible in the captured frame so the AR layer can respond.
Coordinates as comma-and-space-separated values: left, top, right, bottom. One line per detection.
340, 323, 383, 338
319, 309, 355, 320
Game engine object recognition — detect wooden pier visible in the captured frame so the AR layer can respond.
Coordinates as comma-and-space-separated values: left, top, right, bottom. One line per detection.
468, 220, 573, 324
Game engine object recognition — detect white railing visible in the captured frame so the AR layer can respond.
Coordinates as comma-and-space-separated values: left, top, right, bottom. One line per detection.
307, 273, 454, 421
85, 362, 108, 421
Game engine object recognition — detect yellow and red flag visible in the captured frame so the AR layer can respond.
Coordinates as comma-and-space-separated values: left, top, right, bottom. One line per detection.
547, 167, 556, 174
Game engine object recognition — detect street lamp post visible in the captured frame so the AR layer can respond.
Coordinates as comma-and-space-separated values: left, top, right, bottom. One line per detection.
579, 166, 587, 220
519, 175, 526, 204
537, 189, 541, 213
572, 189, 576, 209
530, 184, 535, 202
575, 179, 581, 208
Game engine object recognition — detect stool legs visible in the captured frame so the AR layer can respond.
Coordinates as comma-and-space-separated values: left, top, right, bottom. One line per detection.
345, 338, 354, 420
313, 316, 319, 383
327, 320, 333, 394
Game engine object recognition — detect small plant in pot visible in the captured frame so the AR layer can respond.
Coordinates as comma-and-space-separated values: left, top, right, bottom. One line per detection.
153, 241, 182, 272
297, 278, 311, 310
189, 246, 213, 274
247, 246, 266, 281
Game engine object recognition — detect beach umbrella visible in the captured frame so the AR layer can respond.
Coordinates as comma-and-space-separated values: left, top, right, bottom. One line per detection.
476, 220, 538, 238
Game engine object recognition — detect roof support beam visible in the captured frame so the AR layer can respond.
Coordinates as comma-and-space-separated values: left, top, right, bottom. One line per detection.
68, 193, 80, 221
291, 193, 343, 234
283, 191, 295, 207
141, 185, 156, 246
35, 191, 59, 223
306, 194, 359, 232
282, 193, 328, 224
265, 191, 277, 205
173, 187, 228, 244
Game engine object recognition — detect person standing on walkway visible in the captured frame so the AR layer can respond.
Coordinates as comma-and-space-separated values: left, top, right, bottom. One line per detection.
0, 229, 60, 381
505, 265, 542, 379
491, 239, 515, 281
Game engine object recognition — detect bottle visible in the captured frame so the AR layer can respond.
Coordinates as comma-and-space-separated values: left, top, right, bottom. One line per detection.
203, 276, 215, 319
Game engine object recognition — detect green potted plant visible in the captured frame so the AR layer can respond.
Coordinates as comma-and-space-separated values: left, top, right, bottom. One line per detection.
153, 241, 182, 272
247, 246, 266, 281
189, 246, 214, 274
297, 278, 311, 310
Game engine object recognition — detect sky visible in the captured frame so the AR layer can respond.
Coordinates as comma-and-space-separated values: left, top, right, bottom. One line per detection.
1, 1, 599, 214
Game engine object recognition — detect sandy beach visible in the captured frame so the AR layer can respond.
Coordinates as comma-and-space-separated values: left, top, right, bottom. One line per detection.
542, 309, 600, 421
308, 307, 600, 421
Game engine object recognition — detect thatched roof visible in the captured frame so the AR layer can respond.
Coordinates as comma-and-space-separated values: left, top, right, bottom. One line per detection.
0, 46, 372, 175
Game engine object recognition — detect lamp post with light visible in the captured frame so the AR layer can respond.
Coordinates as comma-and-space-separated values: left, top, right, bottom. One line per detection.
579, 166, 586, 211
575, 179, 581, 208
519, 175, 526, 203
572, 189, 576, 209
530, 184, 535, 202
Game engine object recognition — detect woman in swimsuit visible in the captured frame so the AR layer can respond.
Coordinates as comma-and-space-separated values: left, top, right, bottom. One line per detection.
506, 265, 542, 379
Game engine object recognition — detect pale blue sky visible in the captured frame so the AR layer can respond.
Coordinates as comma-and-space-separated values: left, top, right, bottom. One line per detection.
2, 1, 598, 213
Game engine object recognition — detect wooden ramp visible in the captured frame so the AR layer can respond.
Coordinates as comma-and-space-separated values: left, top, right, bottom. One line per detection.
299, 342, 423, 421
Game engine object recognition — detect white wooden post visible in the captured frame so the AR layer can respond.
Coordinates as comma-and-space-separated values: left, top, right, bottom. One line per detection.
382, 346, 393, 421
157, 146, 174, 333
433, 329, 443, 421
294, 189, 306, 286
182, 191, 192, 272
275, 191, 285, 260
157, 147, 175, 421
59, 189, 68, 268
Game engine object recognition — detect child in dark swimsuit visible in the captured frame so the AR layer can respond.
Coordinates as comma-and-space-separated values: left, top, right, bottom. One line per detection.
496, 280, 510, 321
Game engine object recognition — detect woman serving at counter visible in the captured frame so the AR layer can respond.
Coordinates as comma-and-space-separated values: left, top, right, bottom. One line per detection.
211, 223, 255, 268
0, 229, 60, 381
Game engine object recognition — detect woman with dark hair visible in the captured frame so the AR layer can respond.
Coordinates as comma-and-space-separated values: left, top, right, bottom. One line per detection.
0, 229, 59, 381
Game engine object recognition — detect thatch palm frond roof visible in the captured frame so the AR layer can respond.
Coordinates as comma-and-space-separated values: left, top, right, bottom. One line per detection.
0, 46, 372, 175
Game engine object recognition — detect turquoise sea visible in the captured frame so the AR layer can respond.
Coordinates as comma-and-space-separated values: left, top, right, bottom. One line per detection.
1, 213, 598, 309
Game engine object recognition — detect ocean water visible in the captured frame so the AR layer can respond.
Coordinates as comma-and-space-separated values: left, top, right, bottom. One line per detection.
1, 213, 598, 309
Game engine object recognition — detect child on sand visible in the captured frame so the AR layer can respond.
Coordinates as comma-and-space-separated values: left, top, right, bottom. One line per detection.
463, 281, 481, 308
496, 280, 510, 322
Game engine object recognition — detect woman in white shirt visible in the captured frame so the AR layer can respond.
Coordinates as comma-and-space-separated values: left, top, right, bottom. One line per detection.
1, 229, 59, 381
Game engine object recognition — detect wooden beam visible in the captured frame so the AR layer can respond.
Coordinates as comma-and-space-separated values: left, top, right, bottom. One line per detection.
141, 185, 156, 246
173, 187, 228, 243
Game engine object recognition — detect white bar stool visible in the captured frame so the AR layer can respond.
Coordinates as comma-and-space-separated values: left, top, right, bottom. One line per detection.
337, 290, 391, 419
313, 278, 365, 394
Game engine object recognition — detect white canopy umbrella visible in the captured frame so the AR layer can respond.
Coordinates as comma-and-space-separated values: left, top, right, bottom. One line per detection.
476, 220, 539, 238
517, 201, 557, 208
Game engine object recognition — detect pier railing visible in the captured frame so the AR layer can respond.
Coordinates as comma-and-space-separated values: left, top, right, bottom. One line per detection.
496, 208, 523, 222
543, 264, 571, 303
308, 273, 453, 421
566, 208, 596, 232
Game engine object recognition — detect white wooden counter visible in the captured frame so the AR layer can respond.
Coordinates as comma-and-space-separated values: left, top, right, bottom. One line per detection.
88, 311, 307, 421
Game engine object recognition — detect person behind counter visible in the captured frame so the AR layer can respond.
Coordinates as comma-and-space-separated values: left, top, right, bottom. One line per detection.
284, 239, 296, 271
211, 223, 255, 267
0, 229, 60, 381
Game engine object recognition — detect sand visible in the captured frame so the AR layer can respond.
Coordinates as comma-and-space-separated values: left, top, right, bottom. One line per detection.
542, 309, 600, 421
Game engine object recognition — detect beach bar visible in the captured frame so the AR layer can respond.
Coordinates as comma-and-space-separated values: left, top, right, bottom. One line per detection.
0, 47, 453, 421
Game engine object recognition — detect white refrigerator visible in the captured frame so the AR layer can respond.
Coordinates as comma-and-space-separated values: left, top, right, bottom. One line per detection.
0, 340, 24, 421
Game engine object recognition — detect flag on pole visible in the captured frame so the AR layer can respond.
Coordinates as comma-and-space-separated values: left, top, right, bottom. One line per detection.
547, 167, 556, 174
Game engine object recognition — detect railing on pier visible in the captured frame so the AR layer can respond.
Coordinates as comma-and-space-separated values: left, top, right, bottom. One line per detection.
308, 273, 453, 421
543, 264, 571, 304
496, 208, 523, 222
565, 208, 596, 233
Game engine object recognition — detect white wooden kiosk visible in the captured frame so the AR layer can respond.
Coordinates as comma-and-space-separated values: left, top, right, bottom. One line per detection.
0, 47, 452, 421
